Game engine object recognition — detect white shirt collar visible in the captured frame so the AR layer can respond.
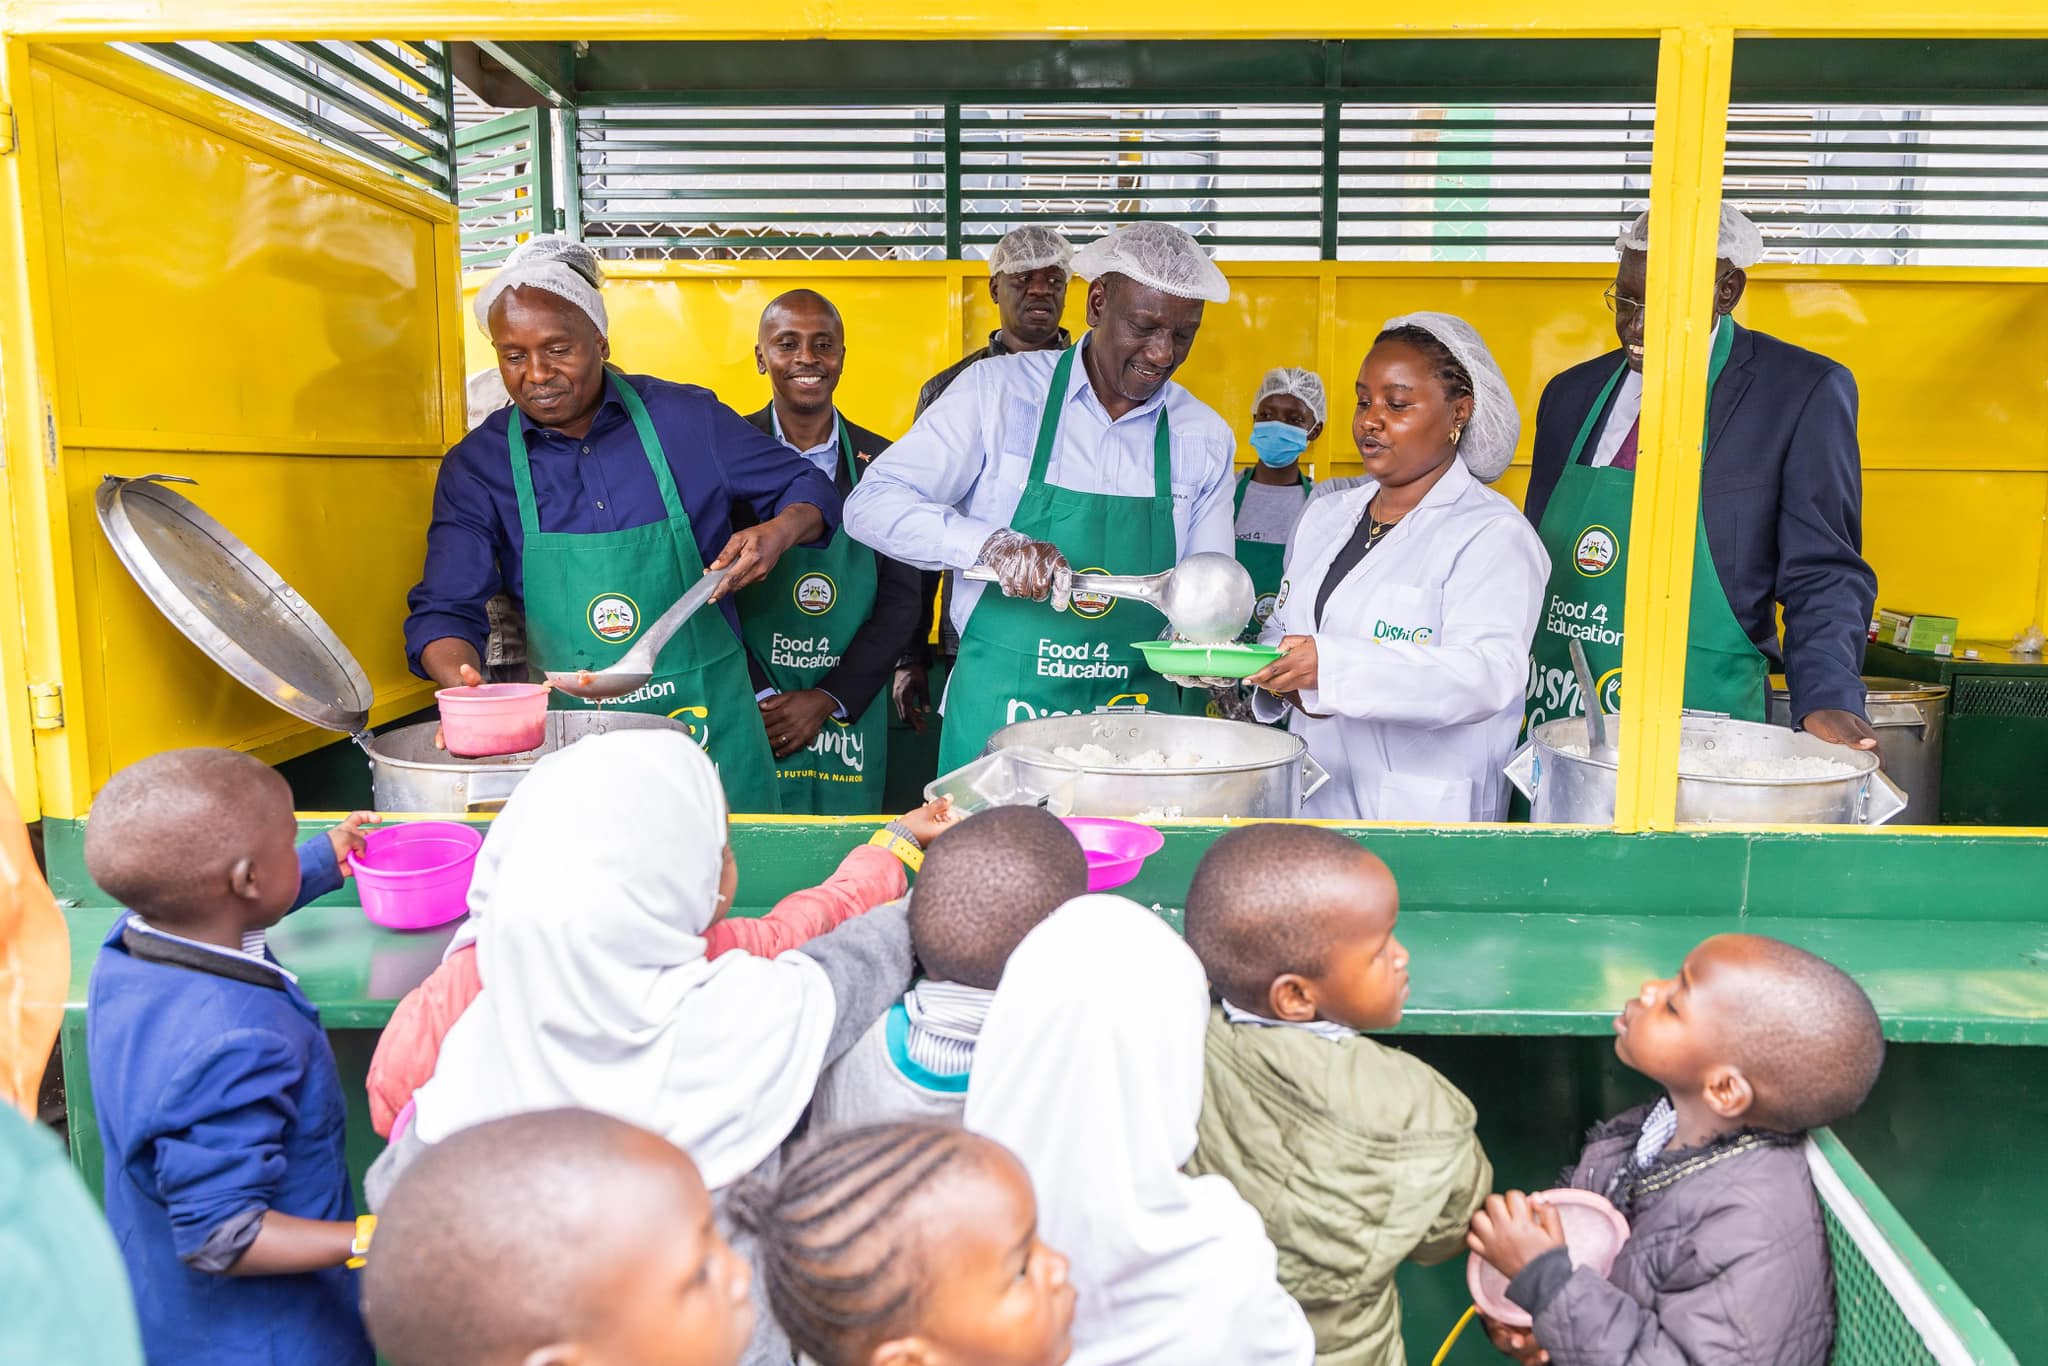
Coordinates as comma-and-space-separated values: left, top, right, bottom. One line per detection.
123, 914, 299, 983
769, 406, 841, 465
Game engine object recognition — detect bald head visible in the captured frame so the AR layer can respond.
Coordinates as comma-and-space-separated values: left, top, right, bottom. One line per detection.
1699, 935, 1885, 1132
909, 807, 1086, 989
1185, 823, 1395, 1012
364, 1110, 736, 1366
85, 748, 297, 929
757, 289, 846, 420
759, 288, 842, 333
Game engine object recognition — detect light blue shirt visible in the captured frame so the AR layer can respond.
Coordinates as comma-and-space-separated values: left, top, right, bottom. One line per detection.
843, 338, 1237, 644
769, 405, 843, 480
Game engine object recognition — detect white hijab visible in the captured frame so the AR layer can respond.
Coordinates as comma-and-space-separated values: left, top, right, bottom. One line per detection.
411, 731, 836, 1190
965, 897, 1315, 1366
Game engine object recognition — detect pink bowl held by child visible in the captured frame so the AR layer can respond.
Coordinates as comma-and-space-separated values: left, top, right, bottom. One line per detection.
1467, 1188, 1631, 1328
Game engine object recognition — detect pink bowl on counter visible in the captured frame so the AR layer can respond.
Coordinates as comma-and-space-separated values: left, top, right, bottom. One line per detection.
1059, 817, 1166, 893
352, 821, 483, 931
435, 682, 549, 757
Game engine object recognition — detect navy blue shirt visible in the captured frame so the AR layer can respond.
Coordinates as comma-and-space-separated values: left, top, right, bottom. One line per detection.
87, 839, 370, 1366
404, 372, 844, 676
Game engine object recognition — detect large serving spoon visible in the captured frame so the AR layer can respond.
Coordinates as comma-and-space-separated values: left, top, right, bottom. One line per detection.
1570, 637, 1618, 763
964, 551, 1255, 644
544, 566, 730, 701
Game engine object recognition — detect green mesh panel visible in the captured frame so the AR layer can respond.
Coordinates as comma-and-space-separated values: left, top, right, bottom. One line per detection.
1821, 1199, 1941, 1366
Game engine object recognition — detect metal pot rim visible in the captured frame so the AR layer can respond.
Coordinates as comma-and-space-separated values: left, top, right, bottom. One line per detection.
1530, 719, 1881, 787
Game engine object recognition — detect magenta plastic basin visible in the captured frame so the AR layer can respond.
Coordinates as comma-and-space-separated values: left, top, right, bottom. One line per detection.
1059, 817, 1166, 893
435, 683, 549, 757
352, 821, 483, 931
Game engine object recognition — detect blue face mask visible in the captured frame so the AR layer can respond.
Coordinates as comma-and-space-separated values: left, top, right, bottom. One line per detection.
1249, 420, 1311, 467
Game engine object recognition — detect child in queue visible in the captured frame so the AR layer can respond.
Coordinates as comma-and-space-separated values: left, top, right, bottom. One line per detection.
1467, 934, 1885, 1366
371, 729, 917, 1366
966, 894, 1317, 1366
1181, 823, 1490, 1366
731, 1121, 1076, 1366
364, 1108, 754, 1366
365, 790, 957, 1138
83, 748, 376, 1366
808, 806, 1087, 1130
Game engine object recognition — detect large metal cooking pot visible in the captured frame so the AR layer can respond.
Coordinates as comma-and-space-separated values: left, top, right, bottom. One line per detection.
1766, 677, 1946, 825
983, 713, 1329, 818
366, 711, 692, 813
1505, 715, 1908, 826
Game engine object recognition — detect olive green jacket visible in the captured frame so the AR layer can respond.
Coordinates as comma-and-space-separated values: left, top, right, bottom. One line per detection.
1186, 1008, 1491, 1366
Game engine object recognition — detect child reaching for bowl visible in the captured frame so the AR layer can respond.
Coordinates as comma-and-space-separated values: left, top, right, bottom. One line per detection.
1466, 934, 1885, 1366
1181, 822, 1491, 1366
83, 749, 375, 1366
730, 1121, 1076, 1366
365, 788, 957, 1139
806, 806, 1087, 1131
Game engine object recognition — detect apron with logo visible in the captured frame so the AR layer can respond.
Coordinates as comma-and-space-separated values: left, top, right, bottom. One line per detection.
1231, 468, 1311, 639
737, 415, 888, 814
509, 376, 782, 813
937, 346, 1180, 774
1524, 320, 1767, 742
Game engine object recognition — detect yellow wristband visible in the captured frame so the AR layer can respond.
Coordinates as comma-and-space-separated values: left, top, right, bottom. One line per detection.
867, 828, 924, 873
346, 1214, 376, 1269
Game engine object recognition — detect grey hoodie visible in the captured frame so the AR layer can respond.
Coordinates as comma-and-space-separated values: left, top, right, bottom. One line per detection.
1507, 1104, 1834, 1366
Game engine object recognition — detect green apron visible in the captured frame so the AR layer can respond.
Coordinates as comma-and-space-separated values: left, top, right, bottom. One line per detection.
1231, 468, 1311, 639
937, 345, 1180, 773
508, 376, 781, 813
736, 415, 888, 814
1524, 320, 1767, 740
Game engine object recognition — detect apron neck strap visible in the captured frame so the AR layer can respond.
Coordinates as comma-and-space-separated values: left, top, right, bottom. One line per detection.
1030, 343, 1173, 500
505, 374, 684, 536
1563, 318, 1738, 468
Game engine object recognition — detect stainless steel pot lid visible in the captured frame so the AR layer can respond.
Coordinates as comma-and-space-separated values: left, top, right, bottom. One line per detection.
95, 474, 374, 735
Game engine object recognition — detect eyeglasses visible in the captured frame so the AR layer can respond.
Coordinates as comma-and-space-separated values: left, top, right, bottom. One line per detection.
1602, 287, 1647, 315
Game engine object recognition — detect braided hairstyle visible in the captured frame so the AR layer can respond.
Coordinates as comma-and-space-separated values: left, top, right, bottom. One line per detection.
1373, 323, 1474, 406
727, 1121, 977, 1366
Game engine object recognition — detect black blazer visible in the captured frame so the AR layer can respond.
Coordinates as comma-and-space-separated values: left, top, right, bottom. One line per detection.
735, 406, 924, 722
1522, 322, 1877, 722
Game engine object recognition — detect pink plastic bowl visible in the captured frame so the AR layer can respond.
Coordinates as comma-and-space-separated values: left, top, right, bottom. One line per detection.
352, 821, 483, 931
435, 683, 550, 757
1060, 817, 1166, 892
1467, 1188, 1631, 1327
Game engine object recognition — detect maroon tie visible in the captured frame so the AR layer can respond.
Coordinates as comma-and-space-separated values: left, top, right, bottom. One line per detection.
1610, 417, 1641, 471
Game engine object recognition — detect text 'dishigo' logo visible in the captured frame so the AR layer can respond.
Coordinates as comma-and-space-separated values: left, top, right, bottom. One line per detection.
794, 572, 836, 616
587, 593, 640, 641
1573, 526, 1619, 578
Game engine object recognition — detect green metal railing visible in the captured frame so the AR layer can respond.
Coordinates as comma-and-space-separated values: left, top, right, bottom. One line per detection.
456, 109, 557, 267
124, 40, 458, 195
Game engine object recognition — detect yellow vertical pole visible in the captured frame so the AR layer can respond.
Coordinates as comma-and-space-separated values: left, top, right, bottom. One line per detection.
1314, 265, 1340, 480
1612, 26, 1733, 832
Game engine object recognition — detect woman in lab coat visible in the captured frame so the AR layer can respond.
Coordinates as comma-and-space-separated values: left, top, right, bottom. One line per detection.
1246, 313, 1549, 821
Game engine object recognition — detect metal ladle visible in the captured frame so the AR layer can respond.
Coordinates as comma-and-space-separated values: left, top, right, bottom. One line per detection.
544, 566, 730, 701
964, 551, 1255, 644
1570, 637, 1618, 763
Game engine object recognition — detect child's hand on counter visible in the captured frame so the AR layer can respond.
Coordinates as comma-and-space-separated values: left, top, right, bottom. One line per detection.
897, 795, 961, 848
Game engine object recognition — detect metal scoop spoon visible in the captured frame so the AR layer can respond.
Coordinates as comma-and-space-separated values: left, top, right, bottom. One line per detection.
965, 551, 1255, 644
545, 566, 730, 701
1570, 637, 1618, 763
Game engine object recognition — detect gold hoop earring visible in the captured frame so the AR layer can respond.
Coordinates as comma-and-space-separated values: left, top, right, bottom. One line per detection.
1450, 426, 1464, 446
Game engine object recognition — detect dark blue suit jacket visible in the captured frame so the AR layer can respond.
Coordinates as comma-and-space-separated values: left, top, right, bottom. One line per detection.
1522, 322, 1877, 723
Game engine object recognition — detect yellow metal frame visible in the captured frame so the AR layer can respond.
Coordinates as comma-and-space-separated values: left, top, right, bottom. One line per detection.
5, 4, 2046, 835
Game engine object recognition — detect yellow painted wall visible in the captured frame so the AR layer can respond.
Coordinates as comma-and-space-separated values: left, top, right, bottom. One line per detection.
4, 46, 464, 817
468, 260, 2048, 651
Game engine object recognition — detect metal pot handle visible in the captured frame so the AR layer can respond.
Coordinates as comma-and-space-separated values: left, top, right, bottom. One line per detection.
1866, 702, 1928, 736
1299, 750, 1331, 805
1859, 770, 1910, 827
465, 770, 524, 813
1503, 742, 1539, 801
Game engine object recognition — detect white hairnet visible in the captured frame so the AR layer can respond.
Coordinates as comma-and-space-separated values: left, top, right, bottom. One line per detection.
473, 235, 608, 336
1253, 367, 1326, 426
1377, 311, 1521, 483
1071, 224, 1230, 304
988, 225, 1074, 277
1615, 204, 1764, 269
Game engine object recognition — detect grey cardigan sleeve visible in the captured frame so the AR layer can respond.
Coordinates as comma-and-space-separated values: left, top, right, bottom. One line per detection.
790, 901, 914, 1066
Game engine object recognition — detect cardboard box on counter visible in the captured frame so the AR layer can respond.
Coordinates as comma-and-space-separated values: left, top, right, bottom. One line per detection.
1876, 608, 1958, 657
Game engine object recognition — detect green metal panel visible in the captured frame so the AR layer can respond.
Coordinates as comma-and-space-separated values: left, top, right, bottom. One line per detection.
125, 40, 457, 195
455, 109, 555, 266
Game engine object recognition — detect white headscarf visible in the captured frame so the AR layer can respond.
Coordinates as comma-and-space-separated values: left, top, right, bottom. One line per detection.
411, 731, 836, 1191
965, 896, 1315, 1366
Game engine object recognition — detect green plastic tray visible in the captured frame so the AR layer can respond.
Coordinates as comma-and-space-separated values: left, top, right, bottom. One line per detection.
1131, 639, 1284, 679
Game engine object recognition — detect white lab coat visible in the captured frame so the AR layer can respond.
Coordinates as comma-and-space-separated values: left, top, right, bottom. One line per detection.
1254, 459, 1549, 821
